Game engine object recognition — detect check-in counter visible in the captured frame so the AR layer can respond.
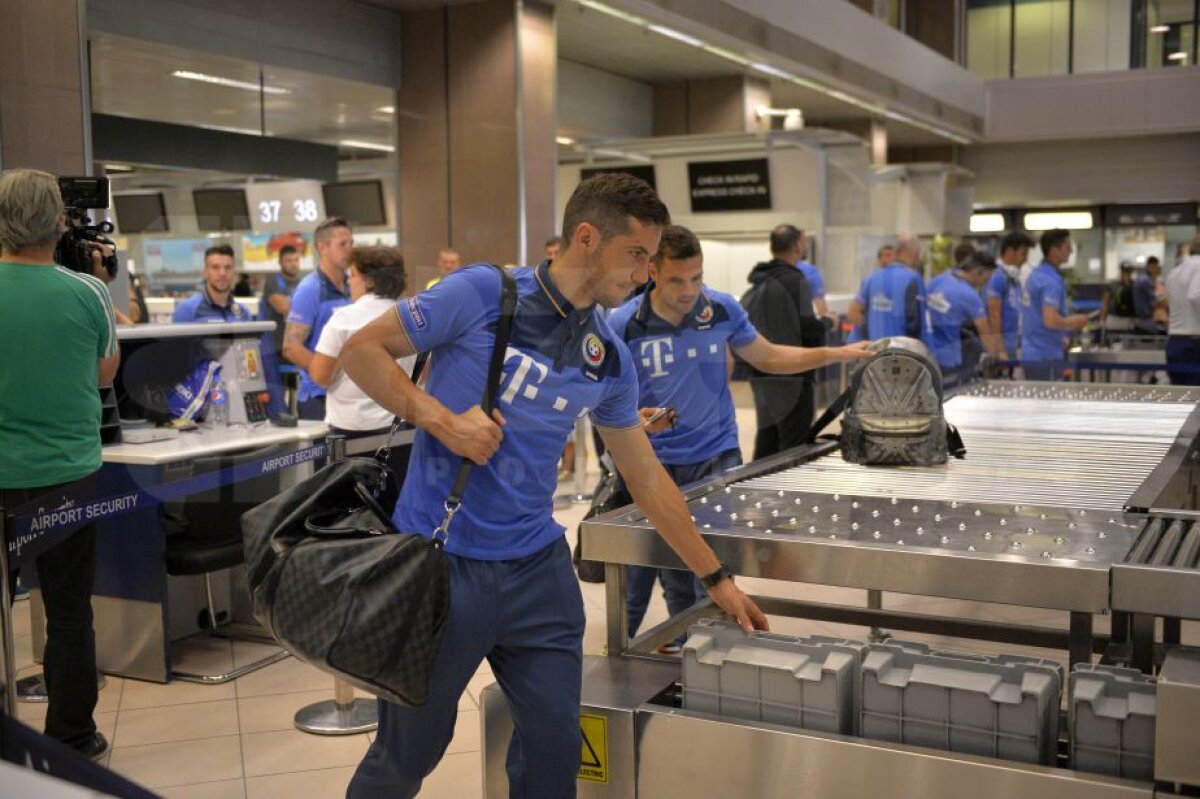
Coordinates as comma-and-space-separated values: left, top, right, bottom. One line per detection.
12, 322, 327, 683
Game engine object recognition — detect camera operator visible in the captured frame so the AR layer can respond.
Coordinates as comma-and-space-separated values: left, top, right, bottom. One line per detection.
0, 168, 119, 760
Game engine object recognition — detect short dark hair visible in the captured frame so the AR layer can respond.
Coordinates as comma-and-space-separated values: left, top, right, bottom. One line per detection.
544, 236, 563, 249
770, 224, 803, 256
953, 241, 976, 265
652, 225, 702, 265
1146, 256, 1160, 266
204, 243, 234, 261
314, 217, 351, 246
351, 246, 406, 299
999, 231, 1034, 256
561, 174, 669, 248
965, 251, 997, 272
1039, 228, 1071, 255
278, 244, 298, 261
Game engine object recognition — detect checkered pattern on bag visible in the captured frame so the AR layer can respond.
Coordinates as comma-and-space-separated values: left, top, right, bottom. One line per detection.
240, 456, 450, 706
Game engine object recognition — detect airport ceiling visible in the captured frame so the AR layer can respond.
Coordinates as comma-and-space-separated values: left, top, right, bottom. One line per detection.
88, 3, 943, 179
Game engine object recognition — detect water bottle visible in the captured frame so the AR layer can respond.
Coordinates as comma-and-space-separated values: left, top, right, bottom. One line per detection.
207, 378, 230, 428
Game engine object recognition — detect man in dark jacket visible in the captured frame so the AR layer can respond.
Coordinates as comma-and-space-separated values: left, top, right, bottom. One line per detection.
742, 224, 822, 459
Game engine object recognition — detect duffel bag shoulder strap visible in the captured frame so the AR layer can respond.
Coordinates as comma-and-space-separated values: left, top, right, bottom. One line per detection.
431, 265, 518, 546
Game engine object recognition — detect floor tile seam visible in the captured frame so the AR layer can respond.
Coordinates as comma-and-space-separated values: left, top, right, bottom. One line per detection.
118, 694, 238, 713
110, 731, 244, 756
109, 733, 245, 789
241, 763, 361, 782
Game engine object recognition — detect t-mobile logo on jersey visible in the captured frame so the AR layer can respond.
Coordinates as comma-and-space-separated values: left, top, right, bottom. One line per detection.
640, 337, 675, 378
500, 347, 549, 403
498, 346, 573, 414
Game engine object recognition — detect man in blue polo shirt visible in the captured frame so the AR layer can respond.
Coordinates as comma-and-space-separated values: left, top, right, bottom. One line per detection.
283, 217, 352, 419
847, 234, 930, 342
171, 244, 252, 323
986, 231, 1033, 365
609, 225, 870, 652
340, 175, 769, 798
1021, 228, 1090, 381
927, 252, 1000, 386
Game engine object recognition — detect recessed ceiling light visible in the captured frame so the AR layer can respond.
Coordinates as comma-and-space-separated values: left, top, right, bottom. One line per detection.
104, 164, 134, 173
969, 213, 1005, 233
1023, 211, 1093, 231
576, 0, 646, 26
172, 70, 291, 95
648, 24, 704, 47
1150, 24, 1170, 33
1167, 51, 1188, 61
339, 140, 396, 153
751, 63, 795, 80
376, 105, 395, 114
556, 136, 576, 146
702, 44, 751, 66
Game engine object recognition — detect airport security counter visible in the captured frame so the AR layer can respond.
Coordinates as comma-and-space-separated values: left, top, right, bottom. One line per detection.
480, 380, 1200, 798
8, 322, 328, 684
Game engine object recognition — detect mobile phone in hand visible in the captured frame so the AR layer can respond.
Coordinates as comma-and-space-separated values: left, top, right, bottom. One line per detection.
646, 407, 675, 426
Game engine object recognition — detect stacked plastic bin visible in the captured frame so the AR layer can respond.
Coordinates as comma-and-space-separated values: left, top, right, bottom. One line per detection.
681, 619, 866, 735
1070, 665, 1157, 781
858, 641, 1063, 765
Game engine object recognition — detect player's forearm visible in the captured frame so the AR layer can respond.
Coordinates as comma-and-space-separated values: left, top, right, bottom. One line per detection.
341, 341, 449, 433
756, 345, 841, 375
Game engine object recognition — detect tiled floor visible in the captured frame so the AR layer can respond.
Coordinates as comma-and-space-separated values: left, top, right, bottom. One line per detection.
10, 405, 1198, 797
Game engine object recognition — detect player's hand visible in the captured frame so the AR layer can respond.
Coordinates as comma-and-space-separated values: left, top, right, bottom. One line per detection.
436, 405, 505, 465
707, 579, 769, 633
638, 407, 676, 435
1069, 314, 1091, 330
835, 341, 874, 361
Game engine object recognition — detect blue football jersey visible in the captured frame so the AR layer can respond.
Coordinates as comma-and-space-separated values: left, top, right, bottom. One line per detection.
609, 287, 757, 465
394, 262, 640, 560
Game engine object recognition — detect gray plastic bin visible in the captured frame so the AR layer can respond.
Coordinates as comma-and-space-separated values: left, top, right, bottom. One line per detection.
1070, 664, 1157, 781
859, 640, 1063, 765
681, 619, 866, 735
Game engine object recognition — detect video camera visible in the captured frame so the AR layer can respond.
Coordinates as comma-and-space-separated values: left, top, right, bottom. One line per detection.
55, 176, 118, 280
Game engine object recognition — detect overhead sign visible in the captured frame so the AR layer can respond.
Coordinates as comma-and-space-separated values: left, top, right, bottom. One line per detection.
580, 165, 657, 191
1102, 203, 1198, 228
688, 158, 772, 212
245, 180, 326, 234
577, 713, 608, 784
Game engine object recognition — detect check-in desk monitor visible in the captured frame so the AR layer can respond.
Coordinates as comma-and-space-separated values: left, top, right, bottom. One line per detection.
114, 322, 275, 426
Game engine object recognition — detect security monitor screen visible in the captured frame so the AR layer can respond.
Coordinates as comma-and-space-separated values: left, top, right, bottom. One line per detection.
322, 181, 387, 226
114, 193, 169, 233
193, 188, 251, 232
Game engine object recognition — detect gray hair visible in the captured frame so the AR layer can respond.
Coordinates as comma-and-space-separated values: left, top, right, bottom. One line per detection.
0, 169, 64, 254
894, 233, 923, 259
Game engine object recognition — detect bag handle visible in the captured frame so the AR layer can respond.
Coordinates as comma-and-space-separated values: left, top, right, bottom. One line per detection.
432, 265, 518, 546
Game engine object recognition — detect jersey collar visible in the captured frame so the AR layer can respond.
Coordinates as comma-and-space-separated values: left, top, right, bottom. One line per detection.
202, 286, 239, 314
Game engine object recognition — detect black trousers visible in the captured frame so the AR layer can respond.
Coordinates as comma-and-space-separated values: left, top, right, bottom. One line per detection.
2, 482, 99, 748
297, 394, 327, 421
750, 376, 814, 460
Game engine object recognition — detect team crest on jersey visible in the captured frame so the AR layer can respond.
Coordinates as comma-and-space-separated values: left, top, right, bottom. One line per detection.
695, 304, 713, 324
581, 333, 605, 367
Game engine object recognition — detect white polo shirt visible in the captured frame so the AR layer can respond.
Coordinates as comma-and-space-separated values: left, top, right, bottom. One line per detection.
315, 293, 416, 430
1166, 255, 1200, 335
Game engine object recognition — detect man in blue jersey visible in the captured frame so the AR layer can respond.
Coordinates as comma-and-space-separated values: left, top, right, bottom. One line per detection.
340, 175, 769, 798
846, 234, 930, 342
282, 217, 353, 419
986, 231, 1033, 366
927, 252, 1000, 386
1021, 228, 1090, 381
609, 225, 870, 651
786, 227, 828, 317
171, 244, 252, 323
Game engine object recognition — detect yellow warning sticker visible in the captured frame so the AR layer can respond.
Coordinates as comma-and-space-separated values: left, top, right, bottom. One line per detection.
577, 713, 608, 784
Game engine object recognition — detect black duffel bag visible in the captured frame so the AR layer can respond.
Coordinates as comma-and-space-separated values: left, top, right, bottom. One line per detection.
241, 264, 516, 706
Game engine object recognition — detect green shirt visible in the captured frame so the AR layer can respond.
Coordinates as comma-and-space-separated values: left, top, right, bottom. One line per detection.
0, 262, 118, 488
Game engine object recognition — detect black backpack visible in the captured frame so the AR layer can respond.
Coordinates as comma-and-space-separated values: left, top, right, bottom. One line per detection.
808, 337, 965, 467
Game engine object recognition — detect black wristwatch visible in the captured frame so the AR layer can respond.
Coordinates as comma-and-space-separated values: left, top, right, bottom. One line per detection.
699, 563, 733, 590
